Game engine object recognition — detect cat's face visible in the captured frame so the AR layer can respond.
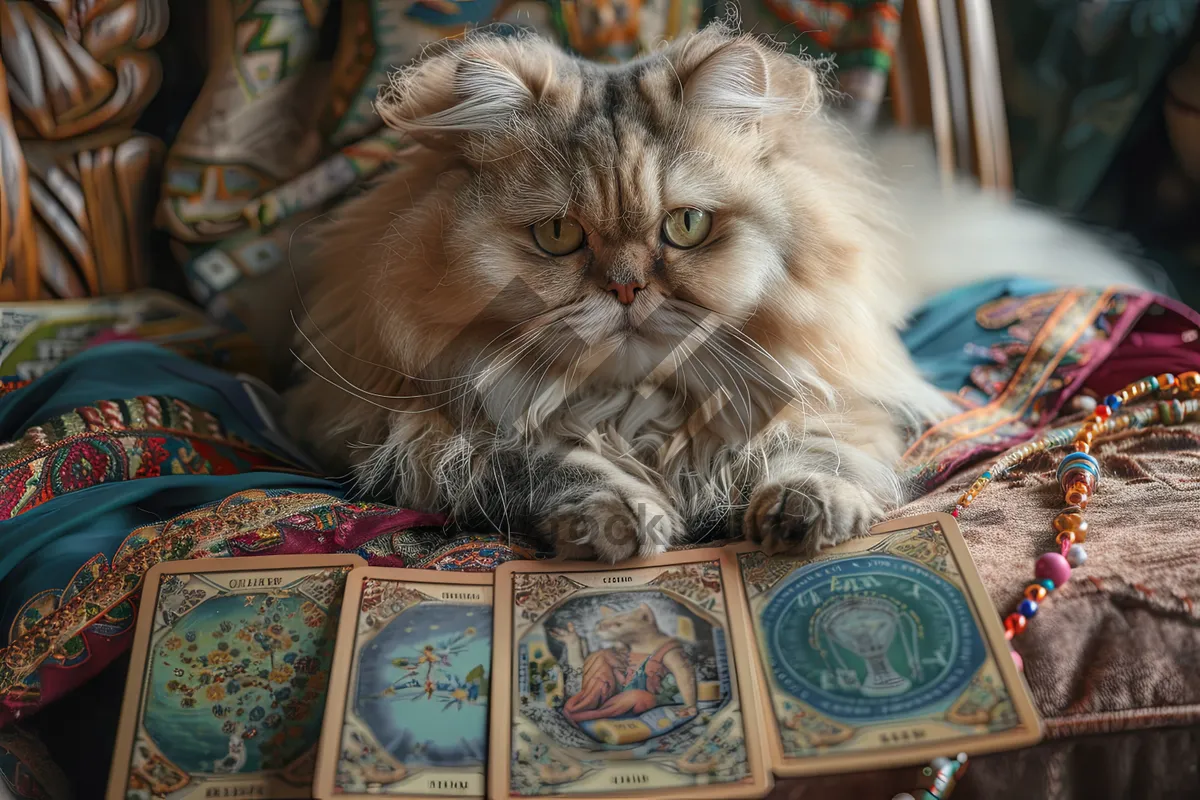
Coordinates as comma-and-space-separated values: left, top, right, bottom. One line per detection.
594, 602, 657, 642
366, 28, 853, 388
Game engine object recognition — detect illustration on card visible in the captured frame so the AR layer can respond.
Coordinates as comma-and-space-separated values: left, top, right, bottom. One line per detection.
123, 565, 352, 798
509, 562, 749, 795
738, 523, 1019, 757
335, 578, 492, 794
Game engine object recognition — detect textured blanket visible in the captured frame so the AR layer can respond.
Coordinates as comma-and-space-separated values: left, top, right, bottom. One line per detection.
0, 280, 1198, 797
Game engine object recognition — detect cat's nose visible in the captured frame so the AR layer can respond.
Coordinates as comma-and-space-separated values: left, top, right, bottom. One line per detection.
605, 280, 645, 305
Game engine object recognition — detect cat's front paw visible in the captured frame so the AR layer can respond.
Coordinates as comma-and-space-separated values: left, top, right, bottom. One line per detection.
540, 487, 682, 562
744, 473, 880, 555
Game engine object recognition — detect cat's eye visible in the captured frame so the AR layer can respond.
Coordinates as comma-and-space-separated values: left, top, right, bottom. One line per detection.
662, 207, 712, 249
532, 216, 585, 256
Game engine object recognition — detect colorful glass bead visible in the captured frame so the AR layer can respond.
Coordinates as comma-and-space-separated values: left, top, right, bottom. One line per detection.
1052, 512, 1087, 534
1061, 468, 1096, 494
1065, 484, 1090, 508
1018, 599, 1039, 618
1035, 552, 1072, 586
1055, 530, 1076, 547
1058, 452, 1100, 483
1011, 650, 1024, 672
1179, 372, 1200, 393
1067, 544, 1088, 567
1158, 399, 1186, 424
892, 794, 916, 800
1148, 375, 1160, 392
1051, 515, 1089, 542
1024, 584, 1048, 603
1157, 373, 1176, 389
1036, 577, 1056, 593
1073, 394, 1098, 412
1004, 613, 1027, 637
1103, 394, 1122, 410
1094, 405, 1111, 420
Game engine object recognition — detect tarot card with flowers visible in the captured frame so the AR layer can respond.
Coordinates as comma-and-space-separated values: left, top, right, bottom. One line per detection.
107, 554, 364, 800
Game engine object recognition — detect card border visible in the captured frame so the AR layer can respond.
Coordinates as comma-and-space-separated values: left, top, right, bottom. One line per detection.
105, 553, 366, 800
725, 512, 1043, 777
314, 567, 495, 800
489, 550, 772, 800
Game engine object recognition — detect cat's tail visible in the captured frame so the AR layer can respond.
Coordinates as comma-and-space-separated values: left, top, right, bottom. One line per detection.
870, 129, 1168, 316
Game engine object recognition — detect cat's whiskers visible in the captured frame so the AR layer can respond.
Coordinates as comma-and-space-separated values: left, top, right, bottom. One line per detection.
292, 317, 469, 404
700, 332, 844, 457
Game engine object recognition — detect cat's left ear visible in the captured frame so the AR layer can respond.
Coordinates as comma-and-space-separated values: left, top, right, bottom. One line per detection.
675, 31, 821, 126
375, 34, 556, 150
681, 40, 770, 124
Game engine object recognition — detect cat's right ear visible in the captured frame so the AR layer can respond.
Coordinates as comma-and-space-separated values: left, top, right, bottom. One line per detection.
376, 36, 555, 151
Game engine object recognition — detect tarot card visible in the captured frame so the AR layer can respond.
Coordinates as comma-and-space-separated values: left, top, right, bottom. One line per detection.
315, 568, 494, 799
728, 513, 1042, 777
0, 291, 230, 380
107, 554, 365, 800
490, 551, 770, 799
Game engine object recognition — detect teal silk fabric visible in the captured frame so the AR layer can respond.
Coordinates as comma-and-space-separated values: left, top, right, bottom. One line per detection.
0, 343, 342, 638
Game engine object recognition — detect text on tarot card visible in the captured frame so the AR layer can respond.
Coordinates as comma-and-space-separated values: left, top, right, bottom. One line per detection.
226, 577, 283, 589
428, 779, 471, 789
440, 591, 482, 600
878, 728, 928, 744
611, 775, 650, 785
205, 786, 264, 798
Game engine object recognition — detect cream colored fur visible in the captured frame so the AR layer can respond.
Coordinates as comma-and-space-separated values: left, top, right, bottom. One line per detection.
285, 26, 1149, 561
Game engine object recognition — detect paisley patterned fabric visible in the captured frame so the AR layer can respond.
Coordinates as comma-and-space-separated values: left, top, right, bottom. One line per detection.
0, 395, 308, 520
901, 281, 1200, 493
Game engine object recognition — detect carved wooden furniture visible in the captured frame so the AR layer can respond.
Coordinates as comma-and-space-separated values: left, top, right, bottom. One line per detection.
0, 0, 168, 300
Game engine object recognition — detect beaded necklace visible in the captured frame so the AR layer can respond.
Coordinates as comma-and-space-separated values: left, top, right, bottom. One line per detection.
949, 370, 1200, 670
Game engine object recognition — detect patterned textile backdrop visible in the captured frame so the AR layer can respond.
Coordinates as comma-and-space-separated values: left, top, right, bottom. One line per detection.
162, 0, 905, 374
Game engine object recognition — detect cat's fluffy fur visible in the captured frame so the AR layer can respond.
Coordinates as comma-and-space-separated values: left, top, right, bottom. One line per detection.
285, 27, 1143, 561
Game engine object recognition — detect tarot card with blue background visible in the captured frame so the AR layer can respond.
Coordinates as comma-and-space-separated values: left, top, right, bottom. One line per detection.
315, 568, 493, 798
107, 554, 364, 800
490, 552, 769, 799
731, 514, 1040, 776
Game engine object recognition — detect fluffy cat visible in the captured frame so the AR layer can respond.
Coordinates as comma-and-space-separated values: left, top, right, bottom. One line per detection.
285, 25, 1144, 561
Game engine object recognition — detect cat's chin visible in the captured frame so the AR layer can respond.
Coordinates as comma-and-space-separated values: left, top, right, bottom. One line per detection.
577, 331, 678, 388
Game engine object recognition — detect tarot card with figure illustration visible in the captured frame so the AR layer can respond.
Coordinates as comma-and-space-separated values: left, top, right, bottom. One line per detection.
728, 513, 1041, 777
490, 551, 770, 799
315, 568, 494, 799
107, 554, 365, 800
